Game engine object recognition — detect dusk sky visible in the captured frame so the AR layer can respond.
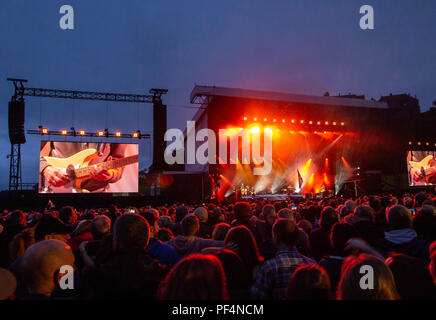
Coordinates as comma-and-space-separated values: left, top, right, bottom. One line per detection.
0, 0, 435, 190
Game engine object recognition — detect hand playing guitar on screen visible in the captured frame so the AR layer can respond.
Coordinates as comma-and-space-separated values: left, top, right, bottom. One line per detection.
410, 167, 423, 183
43, 166, 70, 187
90, 157, 115, 182
43, 156, 116, 186
409, 154, 436, 185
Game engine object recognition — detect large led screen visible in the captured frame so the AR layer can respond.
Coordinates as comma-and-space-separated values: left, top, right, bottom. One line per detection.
39, 141, 138, 193
407, 150, 436, 186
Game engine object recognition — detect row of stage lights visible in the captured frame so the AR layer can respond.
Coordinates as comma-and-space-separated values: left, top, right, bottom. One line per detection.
243, 117, 345, 126
409, 141, 436, 147
32, 126, 149, 139
246, 126, 336, 135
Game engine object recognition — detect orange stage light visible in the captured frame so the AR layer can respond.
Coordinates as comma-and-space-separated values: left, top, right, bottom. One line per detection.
115, 131, 121, 137
308, 173, 314, 186
79, 130, 85, 135
41, 128, 48, 134
98, 131, 104, 137
61, 129, 67, 135
324, 172, 329, 185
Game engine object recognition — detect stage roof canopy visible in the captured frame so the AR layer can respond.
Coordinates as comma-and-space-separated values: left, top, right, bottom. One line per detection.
190, 85, 388, 109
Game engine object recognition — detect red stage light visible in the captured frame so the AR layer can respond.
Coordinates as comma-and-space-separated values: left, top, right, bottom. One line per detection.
317, 121, 321, 125
341, 122, 345, 126
333, 122, 337, 125
309, 121, 313, 124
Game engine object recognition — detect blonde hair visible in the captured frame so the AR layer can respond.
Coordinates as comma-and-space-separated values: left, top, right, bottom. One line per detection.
9, 227, 36, 264
338, 254, 399, 300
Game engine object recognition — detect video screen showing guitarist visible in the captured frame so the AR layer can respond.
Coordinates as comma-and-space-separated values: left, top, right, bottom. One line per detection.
407, 150, 436, 186
39, 141, 139, 193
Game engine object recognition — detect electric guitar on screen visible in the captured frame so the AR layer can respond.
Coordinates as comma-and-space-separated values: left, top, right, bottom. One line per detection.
408, 155, 436, 185
41, 148, 138, 193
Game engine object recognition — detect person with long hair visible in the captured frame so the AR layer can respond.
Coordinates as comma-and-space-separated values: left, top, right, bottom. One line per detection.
224, 225, 263, 283
337, 254, 399, 300
157, 254, 228, 300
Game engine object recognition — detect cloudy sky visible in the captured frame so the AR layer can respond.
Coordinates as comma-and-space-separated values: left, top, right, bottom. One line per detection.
0, 0, 435, 190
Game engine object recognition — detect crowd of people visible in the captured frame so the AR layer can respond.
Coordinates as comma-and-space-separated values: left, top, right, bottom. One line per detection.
0, 191, 435, 300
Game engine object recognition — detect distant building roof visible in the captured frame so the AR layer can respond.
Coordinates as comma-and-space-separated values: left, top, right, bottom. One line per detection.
190, 85, 388, 109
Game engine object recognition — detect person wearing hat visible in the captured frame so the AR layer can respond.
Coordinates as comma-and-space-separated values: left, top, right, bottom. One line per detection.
34, 214, 73, 243
194, 207, 211, 238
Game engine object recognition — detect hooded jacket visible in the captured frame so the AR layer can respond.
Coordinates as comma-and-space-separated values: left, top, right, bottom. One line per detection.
166, 235, 223, 258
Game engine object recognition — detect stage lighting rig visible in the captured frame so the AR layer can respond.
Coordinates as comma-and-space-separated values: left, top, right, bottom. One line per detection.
28, 127, 150, 139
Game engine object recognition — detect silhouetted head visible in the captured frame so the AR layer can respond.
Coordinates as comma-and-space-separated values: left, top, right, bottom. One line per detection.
286, 264, 333, 300
224, 225, 263, 270
386, 253, 436, 299
272, 218, 299, 249
181, 215, 199, 237
112, 214, 149, 252
157, 254, 227, 300
386, 205, 411, 230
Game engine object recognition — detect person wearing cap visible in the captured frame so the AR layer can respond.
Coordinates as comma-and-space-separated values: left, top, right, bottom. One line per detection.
34, 214, 73, 243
